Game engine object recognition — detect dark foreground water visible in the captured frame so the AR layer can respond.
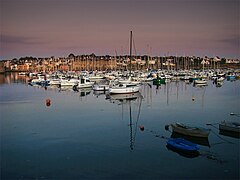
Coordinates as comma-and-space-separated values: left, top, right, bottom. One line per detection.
0, 74, 239, 179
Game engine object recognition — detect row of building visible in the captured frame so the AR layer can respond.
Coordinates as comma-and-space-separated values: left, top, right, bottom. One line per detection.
0, 53, 239, 73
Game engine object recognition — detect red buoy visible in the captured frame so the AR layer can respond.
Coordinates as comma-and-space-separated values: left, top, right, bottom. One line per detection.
139, 125, 145, 131
46, 98, 51, 107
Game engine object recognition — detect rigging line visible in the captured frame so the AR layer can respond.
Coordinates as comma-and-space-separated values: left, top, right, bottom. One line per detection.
210, 129, 235, 144
207, 124, 219, 130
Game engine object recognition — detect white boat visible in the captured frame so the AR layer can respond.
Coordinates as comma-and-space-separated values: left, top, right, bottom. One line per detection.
93, 84, 109, 91
92, 80, 110, 91
30, 78, 41, 85
77, 77, 94, 88
118, 77, 141, 85
109, 31, 141, 94
60, 79, 79, 86
89, 75, 105, 81
49, 79, 61, 85
109, 83, 140, 94
194, 79, 208, 85
216, 77, 225, 82
18, 72, 28, 76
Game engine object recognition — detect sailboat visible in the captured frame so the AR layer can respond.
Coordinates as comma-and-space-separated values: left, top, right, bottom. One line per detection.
109, 31, 141, 94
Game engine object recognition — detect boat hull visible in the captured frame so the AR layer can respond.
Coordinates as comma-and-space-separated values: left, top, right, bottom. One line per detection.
167, 138, 200, 152
109, 85, 140, 94
77, 83, 93, 88
219, 121, 240, 134
171, 123, 210, 138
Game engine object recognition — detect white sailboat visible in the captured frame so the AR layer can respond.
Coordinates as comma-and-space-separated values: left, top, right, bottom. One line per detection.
108, 31, 141, 94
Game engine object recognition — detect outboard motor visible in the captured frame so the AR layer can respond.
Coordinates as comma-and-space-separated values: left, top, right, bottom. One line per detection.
73, 85, 78, 92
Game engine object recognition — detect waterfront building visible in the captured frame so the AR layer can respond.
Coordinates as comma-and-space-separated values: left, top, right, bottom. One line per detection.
0, 54, 239, 73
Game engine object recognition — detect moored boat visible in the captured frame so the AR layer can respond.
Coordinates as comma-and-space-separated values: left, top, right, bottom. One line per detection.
60, 78, 79, 87
166, 138, 200, 152
216, 77, 225, 82
226, 75, 236, 81
92, 80, 110, 91
77, 77, 94, 88
194, 79, 208, 85
219, 121, 240, 134
93, 84, 109, 91
108, 83, 140, 94
49, 79, 61, 85
170, 122, 210, 138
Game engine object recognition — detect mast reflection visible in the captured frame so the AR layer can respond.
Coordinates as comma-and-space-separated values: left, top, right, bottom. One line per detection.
106, 92, 143, 150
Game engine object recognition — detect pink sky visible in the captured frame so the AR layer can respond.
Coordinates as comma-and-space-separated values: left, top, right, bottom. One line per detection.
1, 0, 239, 59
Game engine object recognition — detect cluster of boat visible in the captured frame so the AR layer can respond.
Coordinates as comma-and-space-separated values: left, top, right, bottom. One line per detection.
25, 70, 240, 157
165, 121, 240, 158
27, 69, 240, 93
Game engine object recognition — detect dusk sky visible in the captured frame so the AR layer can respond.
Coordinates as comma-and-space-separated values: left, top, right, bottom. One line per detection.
1, 0, 239, 59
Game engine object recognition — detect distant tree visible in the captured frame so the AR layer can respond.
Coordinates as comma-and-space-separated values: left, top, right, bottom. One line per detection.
221, 58, 226, 64
68, 53, 75, 58
90, 53, 96, 57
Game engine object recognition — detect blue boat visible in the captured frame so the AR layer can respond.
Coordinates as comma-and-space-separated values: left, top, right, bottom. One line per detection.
166, 138, 200, 152
226, 75, 236, 81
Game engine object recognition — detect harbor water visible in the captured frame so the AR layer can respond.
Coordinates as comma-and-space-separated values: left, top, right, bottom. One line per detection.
0, 73, 239, 179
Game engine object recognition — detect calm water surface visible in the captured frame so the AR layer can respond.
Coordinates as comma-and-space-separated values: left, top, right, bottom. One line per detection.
0, 74, 239, 179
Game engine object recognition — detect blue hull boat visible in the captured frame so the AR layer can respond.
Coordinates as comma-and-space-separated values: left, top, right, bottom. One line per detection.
166, 138, 200, 152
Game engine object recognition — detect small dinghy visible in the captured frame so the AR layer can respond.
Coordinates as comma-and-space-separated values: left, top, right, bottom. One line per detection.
166, 138, 200, 152
219, 121, 240, 134
219, 121, 240, 138
170, 123, 210, 138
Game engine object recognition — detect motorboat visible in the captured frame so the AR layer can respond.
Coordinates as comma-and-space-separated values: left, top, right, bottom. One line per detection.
60, 78, 79, 87
77, 77, 94, 88
108, 83, 140, 94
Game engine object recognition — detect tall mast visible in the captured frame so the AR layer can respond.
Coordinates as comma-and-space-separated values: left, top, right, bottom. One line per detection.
130, 31, 132, 76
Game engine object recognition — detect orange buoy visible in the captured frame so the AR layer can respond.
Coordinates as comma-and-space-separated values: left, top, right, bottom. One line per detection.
139, 125, 145, 131
46, 98, 51, 107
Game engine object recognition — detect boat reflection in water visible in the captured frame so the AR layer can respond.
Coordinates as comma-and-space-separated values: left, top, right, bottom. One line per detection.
219, 130, 240, 139
79, 87, 92, 97
93, 90, 107, 98
106, 92, 143, 150
106, 92, 142, 104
